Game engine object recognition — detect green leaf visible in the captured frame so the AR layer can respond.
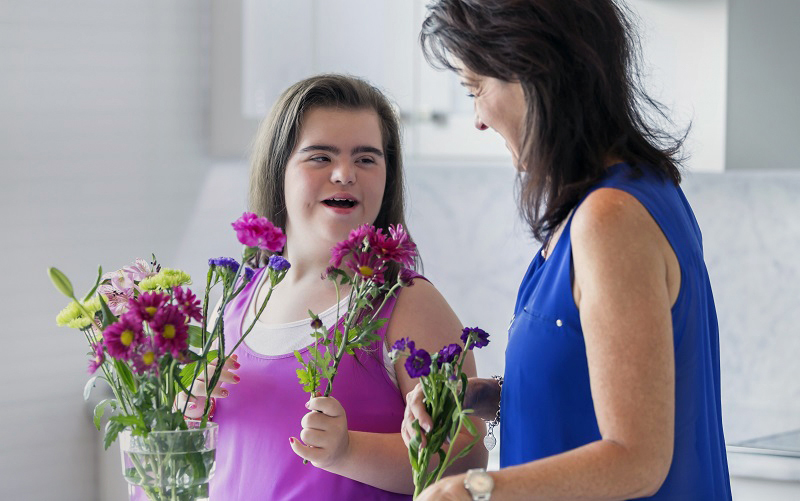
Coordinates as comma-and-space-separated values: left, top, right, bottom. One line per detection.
294, 350, 306, 364
110, 414, 146, 428
81, 265, 103, 302
83, 375, 100, 401
47, 267, 74, 298
188, 325, 209, 348
98, 292, 118, 328
93, 398, 117, 430
462, 415, 478, 437
103, 419, 126, 450
113, 359, 136, 393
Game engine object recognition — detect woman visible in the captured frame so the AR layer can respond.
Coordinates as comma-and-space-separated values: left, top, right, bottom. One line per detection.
181, 74, 487, 500
401, 1, 732, 499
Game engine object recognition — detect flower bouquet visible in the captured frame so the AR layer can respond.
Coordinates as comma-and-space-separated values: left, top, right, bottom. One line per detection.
389, 327, 490, 498
49, 212, 288, 501
294, 223, 417, 398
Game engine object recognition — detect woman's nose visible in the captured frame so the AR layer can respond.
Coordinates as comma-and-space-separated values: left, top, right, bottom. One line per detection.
474, 114, 489, 131
331, 162, 356, 185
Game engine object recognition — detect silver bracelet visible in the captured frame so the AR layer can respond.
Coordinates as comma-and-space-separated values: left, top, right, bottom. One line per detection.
482, 375, 503, 451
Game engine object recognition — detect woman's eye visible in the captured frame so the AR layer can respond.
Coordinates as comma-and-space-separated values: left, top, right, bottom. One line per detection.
310, 156, 330, 163
466, 93, 475, 99
357, 157, 376, 165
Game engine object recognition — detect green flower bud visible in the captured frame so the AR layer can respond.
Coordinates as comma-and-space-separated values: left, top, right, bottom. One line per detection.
48, 267, 75, 298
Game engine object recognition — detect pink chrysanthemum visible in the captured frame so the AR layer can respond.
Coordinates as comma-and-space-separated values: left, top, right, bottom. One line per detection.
131, 339, 160, 375
130, 291, 169, 323
370, 224, 417, 268
102, 313, 144, 360
346, 251, 387, 285
150, 305, 189, 357
173, 286, 202, 323
87, 343, 105, 374
231, 212, 286, 252
330, 224, 376, 268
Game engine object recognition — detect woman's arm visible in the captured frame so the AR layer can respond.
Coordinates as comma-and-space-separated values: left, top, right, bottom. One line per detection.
416, 188, 677, 500
291, 279, 488, 494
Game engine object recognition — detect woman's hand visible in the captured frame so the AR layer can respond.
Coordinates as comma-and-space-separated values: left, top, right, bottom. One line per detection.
175, 354, 240, 419
401, 377, 498, 448
415, 475, 471, 501
290, 396, 350, 468
401, 382, 433, 448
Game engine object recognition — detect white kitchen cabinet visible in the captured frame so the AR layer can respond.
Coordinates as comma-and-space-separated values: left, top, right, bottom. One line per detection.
238, 0, 511, 163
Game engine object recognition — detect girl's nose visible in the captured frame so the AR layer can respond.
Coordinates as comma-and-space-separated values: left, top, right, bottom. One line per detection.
331, 162, 356, 185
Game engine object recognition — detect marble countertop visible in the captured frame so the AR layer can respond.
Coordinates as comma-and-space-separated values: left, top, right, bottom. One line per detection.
727, 429, 800, 481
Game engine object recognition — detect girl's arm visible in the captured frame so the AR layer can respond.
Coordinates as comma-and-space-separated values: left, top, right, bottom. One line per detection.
416, 187, 677, 500
291, 279, 488, 494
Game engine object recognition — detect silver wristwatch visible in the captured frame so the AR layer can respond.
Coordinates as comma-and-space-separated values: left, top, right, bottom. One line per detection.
464, 468, 494, 501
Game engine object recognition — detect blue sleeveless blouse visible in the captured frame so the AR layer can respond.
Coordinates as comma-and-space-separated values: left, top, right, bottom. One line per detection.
500, 163, 731, 499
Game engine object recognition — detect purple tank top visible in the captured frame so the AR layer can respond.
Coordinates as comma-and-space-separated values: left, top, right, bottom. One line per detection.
210, 267, 412, 500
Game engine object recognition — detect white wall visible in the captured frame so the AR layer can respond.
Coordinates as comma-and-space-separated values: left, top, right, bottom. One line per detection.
0, 1, 213, 499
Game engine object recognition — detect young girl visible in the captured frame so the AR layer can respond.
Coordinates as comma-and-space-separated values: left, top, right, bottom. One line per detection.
191, 74, 487, 500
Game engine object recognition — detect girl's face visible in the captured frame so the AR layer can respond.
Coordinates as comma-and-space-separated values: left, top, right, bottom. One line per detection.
458, 65, 527, 170
283, 106, 387, 251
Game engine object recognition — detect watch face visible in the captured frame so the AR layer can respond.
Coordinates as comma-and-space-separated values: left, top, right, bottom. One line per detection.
471, 476, 492, 491
466, 471, 494, 494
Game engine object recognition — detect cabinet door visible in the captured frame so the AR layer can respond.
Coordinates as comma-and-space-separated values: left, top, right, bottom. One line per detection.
410, 0, 512, 163
242, 0, 413, 118
240, 0, 511, 163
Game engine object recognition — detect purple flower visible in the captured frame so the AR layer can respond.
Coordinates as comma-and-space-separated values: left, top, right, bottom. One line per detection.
131, 339, 160, 375
208, 257, 240, 273
231, 212, 286, 252
398, 268, 417, 287
129, 291, 169, 323
244, 267, 255, 282
391, 337, 410, 352
87, 343, 105, 374
437, 343, 462, 365
267, 255, 291, 272
460, 327, 490, 350
103, 312, 144, 360
150, 305, 189, 357
173, 286, 202, 323
371, 224, 418, 268
329, 224, 375, 268
404, 348, 431, 378
346, 251, 387, 285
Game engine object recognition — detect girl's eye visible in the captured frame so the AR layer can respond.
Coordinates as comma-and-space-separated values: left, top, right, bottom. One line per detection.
310, 155, 330, 163
357, 157, 376, 165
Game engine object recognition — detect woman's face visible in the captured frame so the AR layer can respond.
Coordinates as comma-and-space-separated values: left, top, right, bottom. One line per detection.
458, 66, 527, 169
283, 106, 387, 251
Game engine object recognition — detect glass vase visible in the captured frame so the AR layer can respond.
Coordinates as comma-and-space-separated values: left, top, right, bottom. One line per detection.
119, 422, 219, 501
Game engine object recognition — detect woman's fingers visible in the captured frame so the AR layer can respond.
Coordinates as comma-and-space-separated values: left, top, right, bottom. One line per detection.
402, 383, 431, 448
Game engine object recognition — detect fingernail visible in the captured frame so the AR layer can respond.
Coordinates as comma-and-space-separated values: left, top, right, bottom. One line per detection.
423, 423, 431, 433
188, 403, 197, 410
221, 389, 229, 397
233, 361, 241, 369
289, 437, 295, 444
233, 374, 241, 383
304, 401, 310, 409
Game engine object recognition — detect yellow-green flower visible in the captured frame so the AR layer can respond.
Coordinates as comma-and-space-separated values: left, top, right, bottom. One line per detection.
139, 268, 192, 291
56, 296, 103, 330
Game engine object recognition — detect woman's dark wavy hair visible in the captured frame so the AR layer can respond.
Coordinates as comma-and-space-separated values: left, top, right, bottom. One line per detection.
421, 0, 687, 240
249, 74, 416, 281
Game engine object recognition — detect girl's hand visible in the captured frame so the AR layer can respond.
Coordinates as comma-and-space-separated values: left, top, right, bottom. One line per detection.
175, 354, 240, 419
415, 475, 471, 501
290, 396, 350, 468
401, 382, 433, 448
